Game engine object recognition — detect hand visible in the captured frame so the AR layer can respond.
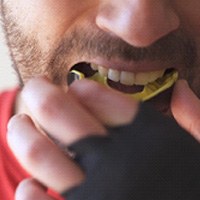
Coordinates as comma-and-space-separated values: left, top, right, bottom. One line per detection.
171, 80, 200, 142
7, 77, 139, 199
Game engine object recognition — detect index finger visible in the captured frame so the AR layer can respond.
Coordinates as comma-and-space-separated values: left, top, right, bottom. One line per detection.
21, 77, 107, 145
171, 80, 200, 142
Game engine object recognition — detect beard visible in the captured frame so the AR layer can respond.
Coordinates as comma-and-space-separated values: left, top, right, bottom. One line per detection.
1, 1, 199, 101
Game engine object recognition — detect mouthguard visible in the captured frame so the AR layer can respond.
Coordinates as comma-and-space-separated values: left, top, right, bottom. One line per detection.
69, 69, 178, 102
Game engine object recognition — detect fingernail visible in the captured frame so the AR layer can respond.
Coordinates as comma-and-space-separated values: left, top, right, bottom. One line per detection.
7, 114, 29, 131
175, 79, 188, 87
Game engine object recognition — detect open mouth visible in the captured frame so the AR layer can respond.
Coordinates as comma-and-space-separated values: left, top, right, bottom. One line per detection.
67, 62, 178, 102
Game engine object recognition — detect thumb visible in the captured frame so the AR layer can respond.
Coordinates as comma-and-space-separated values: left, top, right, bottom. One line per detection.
171, 80, 200, 142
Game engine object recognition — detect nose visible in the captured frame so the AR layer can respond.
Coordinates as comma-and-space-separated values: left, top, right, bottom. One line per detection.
96, 0, 180, 47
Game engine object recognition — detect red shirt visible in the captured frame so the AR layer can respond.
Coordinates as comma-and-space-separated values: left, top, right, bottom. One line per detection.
0, 88, 63, 200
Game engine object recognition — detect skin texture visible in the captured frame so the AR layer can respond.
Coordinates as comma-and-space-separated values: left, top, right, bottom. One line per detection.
1, 0, 200, 199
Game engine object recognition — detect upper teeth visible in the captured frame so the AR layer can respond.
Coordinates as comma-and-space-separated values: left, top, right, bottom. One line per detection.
91, 63, 165, 86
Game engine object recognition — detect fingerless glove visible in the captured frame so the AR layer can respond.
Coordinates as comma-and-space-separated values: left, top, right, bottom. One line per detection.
62, 104, 200, 200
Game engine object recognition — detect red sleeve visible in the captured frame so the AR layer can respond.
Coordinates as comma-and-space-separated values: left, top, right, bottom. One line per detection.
0, 88, 63, 200
0, 88, 29, 200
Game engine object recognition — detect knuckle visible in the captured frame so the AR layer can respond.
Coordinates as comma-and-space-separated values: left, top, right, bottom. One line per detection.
24, 137, 50, 165
36, 88, 63, 118
71, 79, 103, 98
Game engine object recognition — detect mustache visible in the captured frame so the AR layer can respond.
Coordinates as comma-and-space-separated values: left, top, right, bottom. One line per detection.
51, 26, 197, 69
2, 1, 197, 87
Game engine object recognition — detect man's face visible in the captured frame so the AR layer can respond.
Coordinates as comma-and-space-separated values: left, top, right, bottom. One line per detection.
1, 0, 200, 113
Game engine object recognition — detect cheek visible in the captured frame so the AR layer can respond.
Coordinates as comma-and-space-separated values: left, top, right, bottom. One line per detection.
174, 1, 200, 38
173, 1, 200, 96
7, 0, 92, 49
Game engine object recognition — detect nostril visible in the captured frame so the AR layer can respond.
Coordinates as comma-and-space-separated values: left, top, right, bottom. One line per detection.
96, 1, 180, 48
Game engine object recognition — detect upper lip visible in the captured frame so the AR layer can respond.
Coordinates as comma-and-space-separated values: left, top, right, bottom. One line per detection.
71, 57, 179, 73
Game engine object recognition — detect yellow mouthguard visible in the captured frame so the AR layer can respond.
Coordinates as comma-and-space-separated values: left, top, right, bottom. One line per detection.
70, 69, 178, 102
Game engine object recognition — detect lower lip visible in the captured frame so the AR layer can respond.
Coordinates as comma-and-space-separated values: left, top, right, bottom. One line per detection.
91, 57, 174, 73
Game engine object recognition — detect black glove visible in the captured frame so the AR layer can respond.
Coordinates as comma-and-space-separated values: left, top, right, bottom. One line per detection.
62, 104, 200, 200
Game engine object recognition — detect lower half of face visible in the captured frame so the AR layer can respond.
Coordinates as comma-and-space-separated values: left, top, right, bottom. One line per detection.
1, 0, 200, 114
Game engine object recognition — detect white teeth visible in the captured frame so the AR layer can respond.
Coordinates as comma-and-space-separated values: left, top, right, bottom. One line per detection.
148, 70, 165, 82
98, 66, 108, 77
90, 63, 165, 86
108, 69, 120, 82
134, 72, 149, 85
120, 71, 135, 86
91, 63, 98, 71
